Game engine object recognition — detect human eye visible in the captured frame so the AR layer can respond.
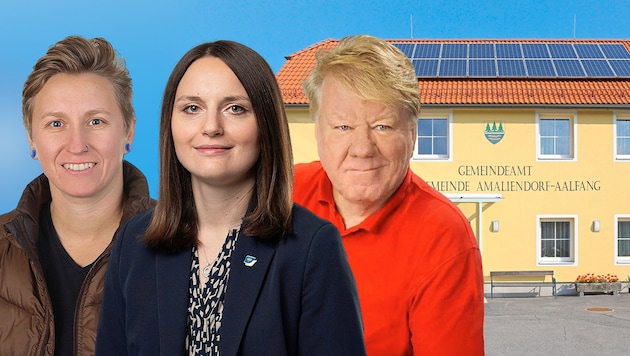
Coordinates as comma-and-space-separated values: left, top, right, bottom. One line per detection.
227, 105, 245, 114
374, 124, 391, 131
336, 125, 350, 131
48, 120, 63, 128
88, 118, 103, 126
183, 104, 200, 114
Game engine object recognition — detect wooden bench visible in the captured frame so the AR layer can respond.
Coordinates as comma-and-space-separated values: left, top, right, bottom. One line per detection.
490, 270, 556, 298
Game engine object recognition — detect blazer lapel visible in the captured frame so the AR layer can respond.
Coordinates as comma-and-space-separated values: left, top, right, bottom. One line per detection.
155, 248, 192, 355
220, 234, 277, 355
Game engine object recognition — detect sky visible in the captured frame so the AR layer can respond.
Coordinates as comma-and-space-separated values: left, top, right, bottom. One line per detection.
1, 0, 628, 214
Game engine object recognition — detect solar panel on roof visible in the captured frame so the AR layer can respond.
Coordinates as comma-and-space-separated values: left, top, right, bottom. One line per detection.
469, 44, 494, 58
522, 44, 550, 58
412, 59, 439, 76
609, 60, 630, 76
575, 44, 604, 58
548, 44, 577, 58
525, 60, 555, 76
392, 43, 415, 57
414, 43, 441, 58
496, 44, 522, 58
582, 60, 614, 76
554, 60, 585, 76
439, 59, 467, 76
497, 59, 526, 76
393, 41, 630, 78
600, 44, 630, 59
442, 44, 467, 58
469, 59, 496, 76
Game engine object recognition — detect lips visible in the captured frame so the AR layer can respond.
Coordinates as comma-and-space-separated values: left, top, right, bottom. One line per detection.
62, 162, 95, 171
195, 144, 232, 154
197, 144, 231, 150
347, 166, 380, 172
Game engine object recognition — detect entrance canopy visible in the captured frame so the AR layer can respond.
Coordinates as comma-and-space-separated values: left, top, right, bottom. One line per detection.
444, 193, 502, 203
443, 193, 503, 251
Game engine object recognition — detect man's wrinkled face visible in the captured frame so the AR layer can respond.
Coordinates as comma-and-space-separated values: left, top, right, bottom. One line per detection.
314, 76, 415, 208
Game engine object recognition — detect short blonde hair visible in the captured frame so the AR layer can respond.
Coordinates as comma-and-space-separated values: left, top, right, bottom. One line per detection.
22, 36, 134, 136
303, 34, 420, 122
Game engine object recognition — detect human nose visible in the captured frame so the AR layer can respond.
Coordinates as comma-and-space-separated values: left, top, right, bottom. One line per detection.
202, 111, 223, 137
348, 126, 376, 157
67, 127, 90, 154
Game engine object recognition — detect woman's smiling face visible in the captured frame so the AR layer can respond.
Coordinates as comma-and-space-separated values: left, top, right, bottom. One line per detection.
171, 56, 260, 188
29, 72, 133, 201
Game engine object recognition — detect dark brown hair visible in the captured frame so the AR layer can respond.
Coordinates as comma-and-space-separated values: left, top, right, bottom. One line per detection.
143, 41, 293, 252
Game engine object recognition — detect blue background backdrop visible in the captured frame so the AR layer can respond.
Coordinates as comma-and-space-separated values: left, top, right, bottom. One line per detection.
1, 0, 628, 213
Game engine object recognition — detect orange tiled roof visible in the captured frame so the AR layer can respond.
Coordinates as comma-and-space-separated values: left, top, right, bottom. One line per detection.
277, 38, 630, 107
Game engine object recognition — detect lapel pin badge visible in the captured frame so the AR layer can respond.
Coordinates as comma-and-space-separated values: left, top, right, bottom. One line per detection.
244, 255, 257, 267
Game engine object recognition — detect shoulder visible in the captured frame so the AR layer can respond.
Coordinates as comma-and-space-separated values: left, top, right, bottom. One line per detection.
115, 209, 155, 250
264, 205, 343, 271
0, 210, 18, 249
405, 172, 469, 221
294, 161, 324, 180
293, 161, 330, 205
0, 210, 17, 226
284, 204, 344, 257
123, 208, 154, 231
389, 172, 476, 246
121, 161, 155, 212
2, 175, 50, 221
0, 210, 20, 255
291, 203, 334, 234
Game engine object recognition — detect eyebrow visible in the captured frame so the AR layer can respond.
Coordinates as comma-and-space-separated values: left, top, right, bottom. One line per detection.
36, 111, 64, 120
223, 95, 250, 103
36, 108, 111, 121
85, 108, 111, 117
174, 94, 251, 105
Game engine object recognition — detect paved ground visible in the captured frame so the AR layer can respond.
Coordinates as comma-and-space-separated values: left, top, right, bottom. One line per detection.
485, 292, 630, 355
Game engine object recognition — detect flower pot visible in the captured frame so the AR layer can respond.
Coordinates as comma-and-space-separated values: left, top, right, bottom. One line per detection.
575, 282, 622, 296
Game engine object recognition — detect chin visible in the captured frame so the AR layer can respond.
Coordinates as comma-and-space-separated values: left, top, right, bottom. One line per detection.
344, 187, 385, 204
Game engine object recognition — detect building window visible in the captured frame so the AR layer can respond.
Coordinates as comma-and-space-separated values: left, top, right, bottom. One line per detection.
414, 114, 452, 160
616, 216, 630, 264
614, 114, 630, 160
536, 113, 576, 160
537, 216, 576, 264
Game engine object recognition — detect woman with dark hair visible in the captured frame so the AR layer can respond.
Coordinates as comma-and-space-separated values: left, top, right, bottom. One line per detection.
95, 40, 365, 355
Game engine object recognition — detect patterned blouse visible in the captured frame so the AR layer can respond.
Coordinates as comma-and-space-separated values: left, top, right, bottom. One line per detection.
186, 228, 239, 355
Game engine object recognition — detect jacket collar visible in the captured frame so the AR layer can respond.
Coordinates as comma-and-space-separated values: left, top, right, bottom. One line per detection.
220, 233, 277, 354
4, 160, 154, 257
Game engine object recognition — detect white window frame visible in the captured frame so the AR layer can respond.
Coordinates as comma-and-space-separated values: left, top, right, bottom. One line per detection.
413, 111, 453, 161
615, 214, 630, 265
536, 111, 577, 161
536, 215, 577, 265
614, 112, 630, 161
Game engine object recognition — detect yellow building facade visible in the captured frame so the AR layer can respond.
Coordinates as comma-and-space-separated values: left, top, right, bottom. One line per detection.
278, 39, 630, 293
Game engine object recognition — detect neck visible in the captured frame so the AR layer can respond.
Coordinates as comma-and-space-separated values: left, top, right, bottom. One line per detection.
194, 180, 253, 276
334, 200, 377, 229
193, 179, 254, 233
333, 190, 393, 229
49, 190, 124, 267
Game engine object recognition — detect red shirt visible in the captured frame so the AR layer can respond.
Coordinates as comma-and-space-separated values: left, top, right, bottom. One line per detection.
293, 162, 484, 356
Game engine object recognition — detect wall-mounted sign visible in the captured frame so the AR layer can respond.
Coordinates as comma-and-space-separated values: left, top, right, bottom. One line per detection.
485, 122, 504, 144
426, 164, 601, 193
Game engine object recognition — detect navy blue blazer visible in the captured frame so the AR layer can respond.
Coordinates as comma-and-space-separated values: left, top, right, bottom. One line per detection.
95, 205, 366, 355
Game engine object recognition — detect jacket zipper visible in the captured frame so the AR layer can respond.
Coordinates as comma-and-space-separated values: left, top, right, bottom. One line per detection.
72, 249, 109, 356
